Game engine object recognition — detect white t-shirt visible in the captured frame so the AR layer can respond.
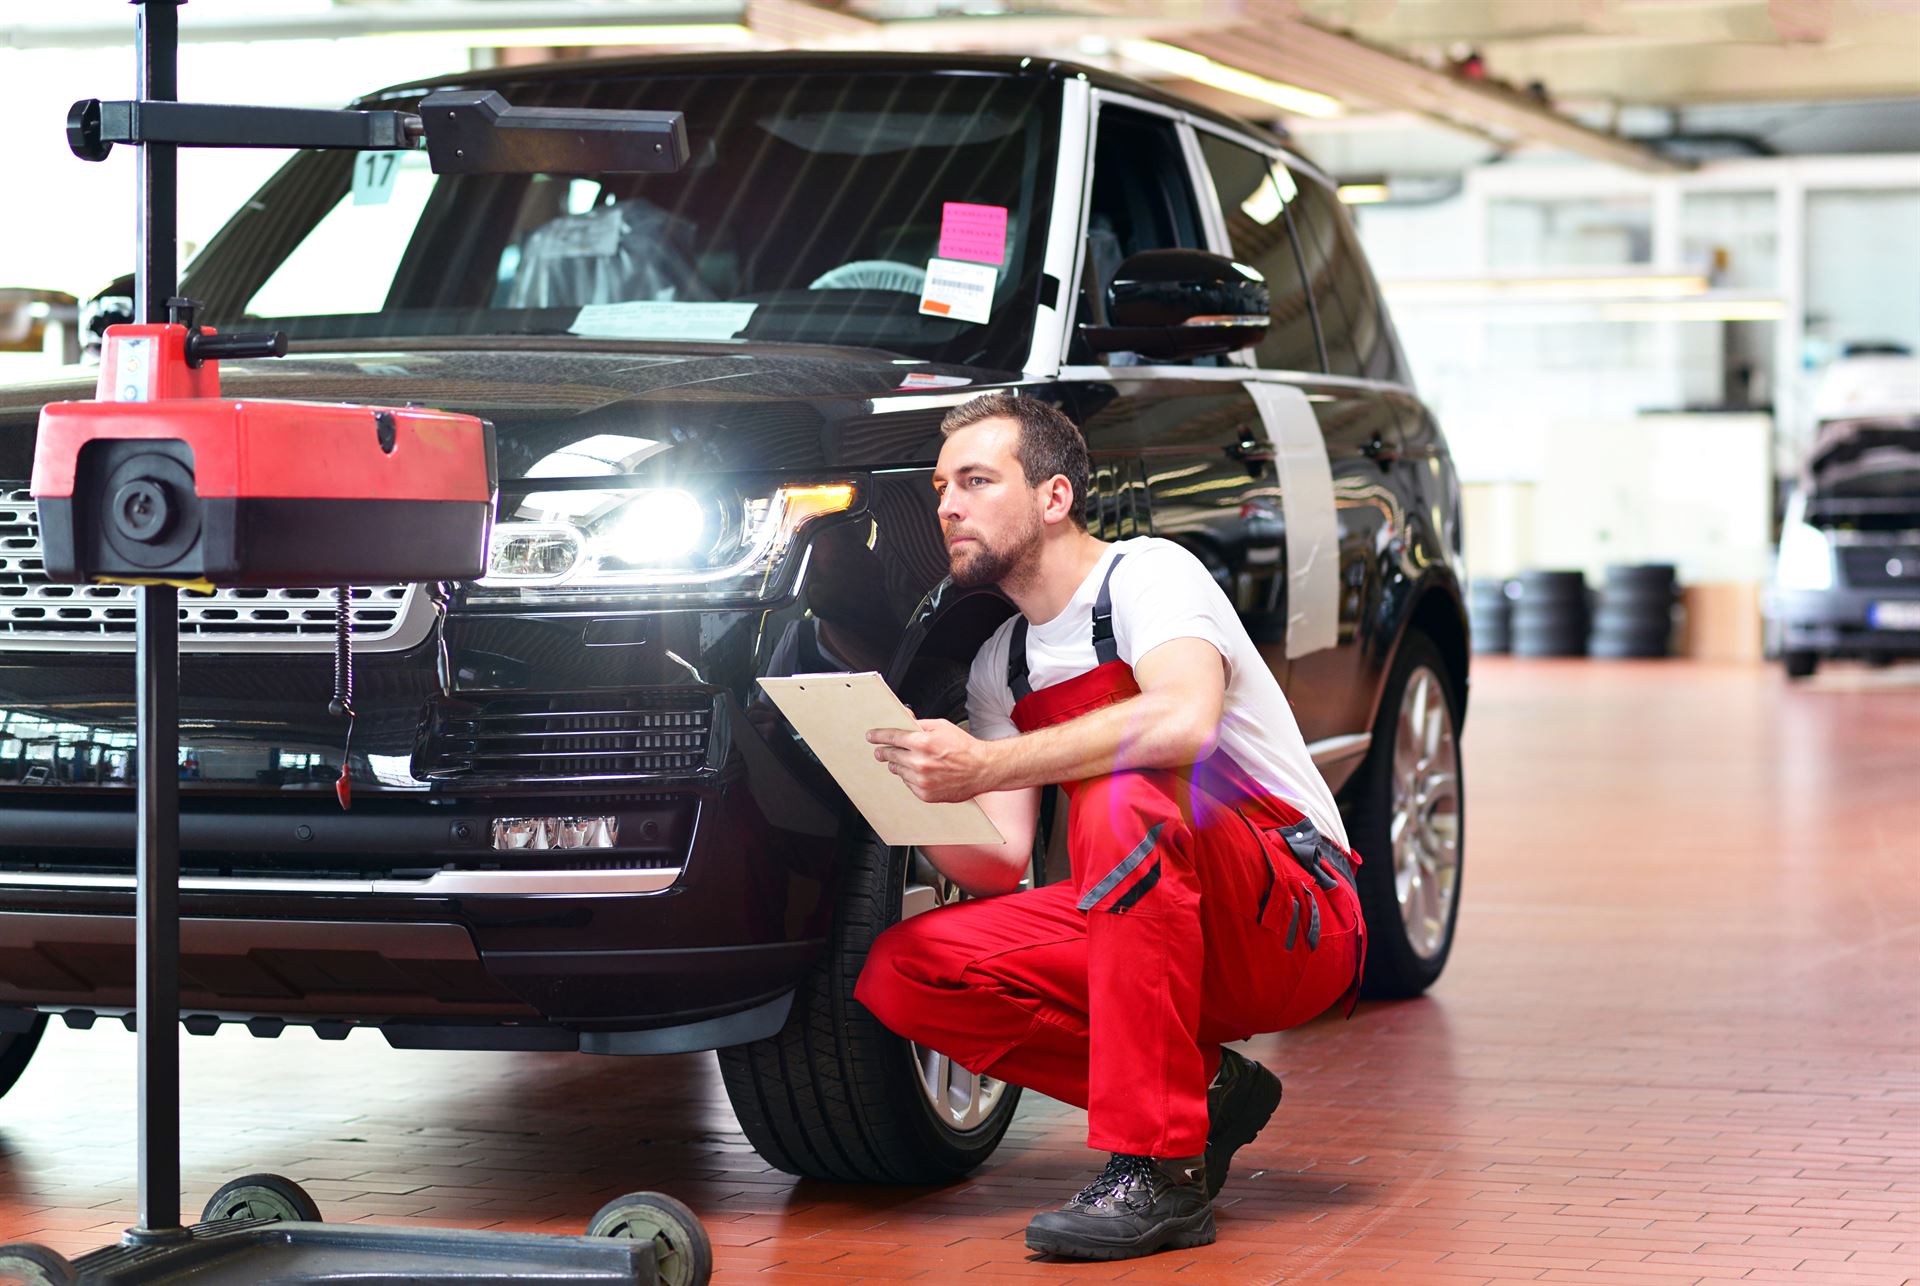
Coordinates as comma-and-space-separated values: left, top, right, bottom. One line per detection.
967, 537, 1348, 849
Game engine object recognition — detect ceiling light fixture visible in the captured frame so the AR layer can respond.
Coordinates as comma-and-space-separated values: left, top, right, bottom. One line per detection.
415, 23, 755, 49
1337, 183, 1389, 205
1382, 272, 1711, 302
1600, 298, 1788, 323
1119, 40, 1342, 119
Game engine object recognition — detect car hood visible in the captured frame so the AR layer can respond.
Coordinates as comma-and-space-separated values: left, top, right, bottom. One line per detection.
0, 340, 993, 482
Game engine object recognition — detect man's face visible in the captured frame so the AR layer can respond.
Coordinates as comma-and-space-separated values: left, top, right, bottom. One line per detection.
933, 419, 1047, 589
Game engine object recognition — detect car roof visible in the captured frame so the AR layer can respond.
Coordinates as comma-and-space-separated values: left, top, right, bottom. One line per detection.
356, 48, 1297, 160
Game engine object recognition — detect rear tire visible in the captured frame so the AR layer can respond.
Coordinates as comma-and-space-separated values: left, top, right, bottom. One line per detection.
0, 1014, 47, 1102
200, 1173, 322, 1224
1349, 631, 1465, 999
0, 1243, 75, 1286
587, 1192, 712, 1286
718, 662, 1027, 1183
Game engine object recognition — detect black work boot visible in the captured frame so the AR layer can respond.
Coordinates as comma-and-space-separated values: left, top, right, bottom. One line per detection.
1204, 1047, 1283, 1197
1023, 1153, 1215, 1261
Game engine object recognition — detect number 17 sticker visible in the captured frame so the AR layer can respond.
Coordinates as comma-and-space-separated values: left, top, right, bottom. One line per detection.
352, 152, 401, 206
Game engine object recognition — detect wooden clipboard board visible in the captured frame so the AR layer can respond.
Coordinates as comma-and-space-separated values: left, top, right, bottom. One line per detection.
758, 672, 1005, 848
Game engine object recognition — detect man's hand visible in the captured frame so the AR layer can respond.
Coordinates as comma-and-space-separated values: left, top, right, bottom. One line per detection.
868, 719, 996, 803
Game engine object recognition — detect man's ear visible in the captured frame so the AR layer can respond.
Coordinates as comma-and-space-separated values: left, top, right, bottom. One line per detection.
1038, 474, 1078, 528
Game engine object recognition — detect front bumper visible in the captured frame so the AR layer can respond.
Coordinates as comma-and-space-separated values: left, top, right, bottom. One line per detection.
0, 639, 858, 1049
0, 770, 836, 1048
1769, 586, 1920, 656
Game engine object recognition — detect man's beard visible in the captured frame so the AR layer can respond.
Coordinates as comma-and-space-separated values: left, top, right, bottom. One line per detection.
948, 514, 1043, 589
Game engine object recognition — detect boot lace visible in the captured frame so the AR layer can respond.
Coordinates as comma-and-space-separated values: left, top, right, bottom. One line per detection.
1072, 1153, 1157, 1208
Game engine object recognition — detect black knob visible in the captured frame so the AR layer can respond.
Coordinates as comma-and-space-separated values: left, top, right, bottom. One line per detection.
66, 99, 109, 162
186, 330, 288, 364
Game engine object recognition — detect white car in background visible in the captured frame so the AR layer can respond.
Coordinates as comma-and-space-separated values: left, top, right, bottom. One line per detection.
1770, 352, 1920, 677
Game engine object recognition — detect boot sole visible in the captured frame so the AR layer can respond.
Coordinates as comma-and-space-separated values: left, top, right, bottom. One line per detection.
1024, 1206, 1217, 1261
1206, 1066, 1283, 1198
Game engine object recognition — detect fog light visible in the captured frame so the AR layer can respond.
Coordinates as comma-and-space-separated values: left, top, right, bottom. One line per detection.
491, 816, 620, 850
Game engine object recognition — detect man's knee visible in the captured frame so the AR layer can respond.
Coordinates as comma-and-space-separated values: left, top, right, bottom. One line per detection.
854, 914, 953, 1028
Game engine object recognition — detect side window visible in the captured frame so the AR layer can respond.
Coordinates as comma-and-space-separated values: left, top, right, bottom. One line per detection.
1070, 106, 1207, 363
1286, 170, 1405, 383
1199, 134, 1323, 374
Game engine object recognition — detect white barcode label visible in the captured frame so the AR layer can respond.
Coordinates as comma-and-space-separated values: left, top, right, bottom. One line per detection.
918, 257, 998, 325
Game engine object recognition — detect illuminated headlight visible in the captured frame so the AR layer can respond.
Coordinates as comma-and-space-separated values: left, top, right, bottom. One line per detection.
477, 481, 856, 600
1775, 521, 1834, 591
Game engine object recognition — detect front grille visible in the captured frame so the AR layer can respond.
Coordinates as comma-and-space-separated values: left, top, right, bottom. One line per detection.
0, 486, 421, 650
1837, 543, 1920, 588
423, 691, 717, 782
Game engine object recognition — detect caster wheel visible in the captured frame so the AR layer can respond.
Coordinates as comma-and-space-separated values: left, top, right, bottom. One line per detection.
201, 1173, 323, 1224
0, 1242, 77, 1285
586, 1191, 712, 1286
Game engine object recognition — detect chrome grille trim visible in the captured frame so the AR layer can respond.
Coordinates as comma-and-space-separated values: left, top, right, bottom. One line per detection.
0, 868, 682, 896
0, 486, 433, 653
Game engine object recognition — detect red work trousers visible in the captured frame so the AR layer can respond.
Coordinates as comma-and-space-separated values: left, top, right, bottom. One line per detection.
854, 764, 1363, 1159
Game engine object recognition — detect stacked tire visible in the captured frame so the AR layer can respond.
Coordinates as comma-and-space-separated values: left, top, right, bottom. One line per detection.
1468, 577, 1512, 654
1590, 564, 1677, 658
1510, 570, 1589, 657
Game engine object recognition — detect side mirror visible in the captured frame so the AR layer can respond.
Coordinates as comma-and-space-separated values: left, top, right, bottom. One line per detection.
1079, 250, 1268, 361
0, 289, 81, 363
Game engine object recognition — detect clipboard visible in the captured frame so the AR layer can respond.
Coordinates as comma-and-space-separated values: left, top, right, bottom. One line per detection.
758, 671, 1006, 847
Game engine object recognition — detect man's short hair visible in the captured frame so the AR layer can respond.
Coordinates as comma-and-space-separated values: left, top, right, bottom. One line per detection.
939, 393, 1091, 531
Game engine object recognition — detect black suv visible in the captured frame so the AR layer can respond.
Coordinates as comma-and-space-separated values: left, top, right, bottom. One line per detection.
0, 53, 1468, 1184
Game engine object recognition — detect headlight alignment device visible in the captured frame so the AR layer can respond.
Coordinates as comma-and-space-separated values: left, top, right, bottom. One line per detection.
6, 3, 712, 1280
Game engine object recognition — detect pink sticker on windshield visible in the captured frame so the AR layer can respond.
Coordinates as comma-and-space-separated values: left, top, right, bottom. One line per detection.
939, 203, 1008, 265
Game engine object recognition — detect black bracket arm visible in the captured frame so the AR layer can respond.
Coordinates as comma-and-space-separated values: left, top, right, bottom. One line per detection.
420, 90, 688, 174
68, 98, 419, 162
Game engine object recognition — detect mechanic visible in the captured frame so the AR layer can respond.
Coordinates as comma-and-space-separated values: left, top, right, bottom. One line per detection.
855, 392, 1366, 1262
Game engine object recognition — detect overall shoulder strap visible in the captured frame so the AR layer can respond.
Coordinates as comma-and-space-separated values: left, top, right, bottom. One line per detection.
1006, 617, 1032, 699
1090, 551, 1128, 665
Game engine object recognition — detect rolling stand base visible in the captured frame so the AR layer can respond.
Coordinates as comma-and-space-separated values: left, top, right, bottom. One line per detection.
3, 1218, 655, 1284
0, 1174, 710, 1284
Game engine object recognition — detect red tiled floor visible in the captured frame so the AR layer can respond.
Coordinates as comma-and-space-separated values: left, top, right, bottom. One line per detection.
1, 658, 1917, 1283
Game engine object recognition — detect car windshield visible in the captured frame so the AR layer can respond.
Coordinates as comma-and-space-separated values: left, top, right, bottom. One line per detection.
178, 68, 1058, 371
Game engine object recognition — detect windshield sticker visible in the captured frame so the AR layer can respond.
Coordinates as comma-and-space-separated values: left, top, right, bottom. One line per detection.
897, 372, 973, 390
918, 258, 997, 325
938, 202, 1008, 265
569, 301, 758, 342
351, 151, 401, 206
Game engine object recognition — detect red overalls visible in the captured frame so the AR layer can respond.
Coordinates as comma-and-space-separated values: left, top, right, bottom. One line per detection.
856, 556, 1367, 1158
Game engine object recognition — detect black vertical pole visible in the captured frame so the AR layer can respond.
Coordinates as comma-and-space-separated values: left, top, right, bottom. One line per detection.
128, 0, 187, 1246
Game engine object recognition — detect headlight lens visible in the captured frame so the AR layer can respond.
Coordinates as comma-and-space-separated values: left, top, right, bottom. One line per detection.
476, 481, 856, 601
1775, 520, 1834, 591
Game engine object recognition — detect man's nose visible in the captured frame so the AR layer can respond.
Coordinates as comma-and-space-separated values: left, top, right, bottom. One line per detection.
937, 489, 962, 523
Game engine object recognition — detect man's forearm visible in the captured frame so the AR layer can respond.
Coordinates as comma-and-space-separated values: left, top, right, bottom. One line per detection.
982, 690, 1212, 791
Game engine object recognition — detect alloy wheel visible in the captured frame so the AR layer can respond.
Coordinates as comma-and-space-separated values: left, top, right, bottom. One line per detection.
1391, 665, 1461, 960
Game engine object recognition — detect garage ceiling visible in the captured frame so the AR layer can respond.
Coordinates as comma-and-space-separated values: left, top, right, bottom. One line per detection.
4, 0, 1917, 172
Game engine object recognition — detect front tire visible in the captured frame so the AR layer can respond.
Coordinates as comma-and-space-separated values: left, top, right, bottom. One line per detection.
718, 662, 1028, 1183
1349, 631, 1465, 999
0, 1014, 47, 1102
1784, 649, 1818, 679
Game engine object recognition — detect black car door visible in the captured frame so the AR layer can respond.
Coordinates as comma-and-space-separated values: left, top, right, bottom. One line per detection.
1193, 129, 1416, 779
1058, 99, 1287, 668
